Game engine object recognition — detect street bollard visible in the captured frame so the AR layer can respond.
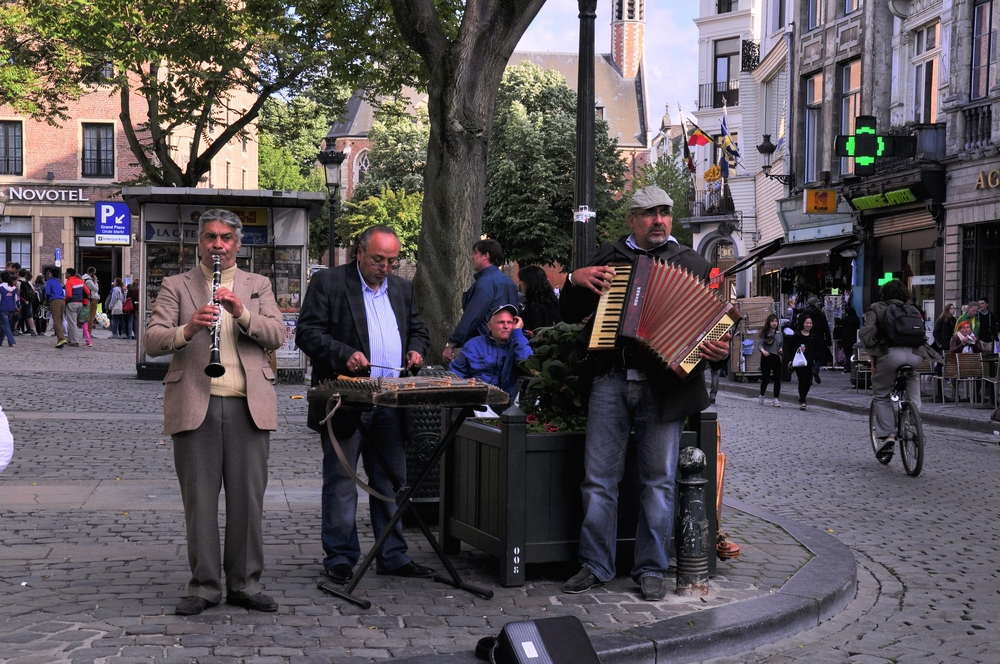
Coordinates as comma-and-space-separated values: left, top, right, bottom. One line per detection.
675, 445, 710, 596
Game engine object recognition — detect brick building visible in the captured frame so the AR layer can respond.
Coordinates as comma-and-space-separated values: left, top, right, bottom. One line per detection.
0, 79, 257, 289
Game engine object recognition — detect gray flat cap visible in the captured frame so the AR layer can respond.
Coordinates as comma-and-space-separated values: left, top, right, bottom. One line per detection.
629, 185, 674, 210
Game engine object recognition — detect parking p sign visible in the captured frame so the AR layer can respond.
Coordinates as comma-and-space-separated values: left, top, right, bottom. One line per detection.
95, 201, 132, 246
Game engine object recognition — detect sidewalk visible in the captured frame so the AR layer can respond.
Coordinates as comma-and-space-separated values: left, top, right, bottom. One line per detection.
1, 331, 854, 663
718, 365, 1000, 436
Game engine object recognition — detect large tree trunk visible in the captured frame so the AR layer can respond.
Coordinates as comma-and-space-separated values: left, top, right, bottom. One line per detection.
390, 0, 546, 362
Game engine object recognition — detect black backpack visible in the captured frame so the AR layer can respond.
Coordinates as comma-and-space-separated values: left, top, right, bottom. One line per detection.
882, 302, 926, 347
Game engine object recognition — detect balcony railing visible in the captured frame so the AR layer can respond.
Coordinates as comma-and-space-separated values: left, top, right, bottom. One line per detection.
699, 80, 740, 110
689, 188, 736, 217
963, 102, 992, 151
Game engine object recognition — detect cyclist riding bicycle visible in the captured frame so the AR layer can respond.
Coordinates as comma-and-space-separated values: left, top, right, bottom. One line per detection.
859, 279, 942, 462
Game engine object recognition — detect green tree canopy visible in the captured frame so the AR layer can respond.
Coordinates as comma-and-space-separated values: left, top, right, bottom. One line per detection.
352, 100, 429, 202
20, 0, 422, 186
336, 187, 423, 260
258, 96, 340, 180
482, 61, 627, 268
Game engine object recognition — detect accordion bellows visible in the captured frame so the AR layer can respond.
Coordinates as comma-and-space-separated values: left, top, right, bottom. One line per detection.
588, 256, 742, 378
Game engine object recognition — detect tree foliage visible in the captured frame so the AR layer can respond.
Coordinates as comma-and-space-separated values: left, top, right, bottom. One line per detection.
258, 96, 340, 180
483, 61, 627, 268
336, 187, 423, 260
351, 101, 429, 202
21, 0, 423, 186
0, 1, 85, 121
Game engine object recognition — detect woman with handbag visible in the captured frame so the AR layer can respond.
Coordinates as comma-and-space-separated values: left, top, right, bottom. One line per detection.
107, 279, 126, 338
788, 315, 821, 410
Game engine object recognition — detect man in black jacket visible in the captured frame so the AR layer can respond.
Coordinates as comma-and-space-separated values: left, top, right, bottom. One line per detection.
296, 225, 433, 585
978, 297, 997, 347
558, 186, 729, 601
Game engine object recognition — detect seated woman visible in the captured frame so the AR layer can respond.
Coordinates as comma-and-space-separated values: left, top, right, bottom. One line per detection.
950, 319, 984, 354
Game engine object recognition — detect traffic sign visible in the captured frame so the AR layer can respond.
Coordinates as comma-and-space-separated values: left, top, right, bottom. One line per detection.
95, 201, 132, 245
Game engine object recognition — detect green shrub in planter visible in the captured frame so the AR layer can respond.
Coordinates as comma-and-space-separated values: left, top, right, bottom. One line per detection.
519, 322, 588, 433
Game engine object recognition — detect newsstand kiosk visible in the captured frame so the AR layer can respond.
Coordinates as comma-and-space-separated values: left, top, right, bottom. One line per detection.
123, 187, 325, 383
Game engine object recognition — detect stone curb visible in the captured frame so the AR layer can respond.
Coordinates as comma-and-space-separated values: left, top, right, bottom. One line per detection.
394, 498, 856, 664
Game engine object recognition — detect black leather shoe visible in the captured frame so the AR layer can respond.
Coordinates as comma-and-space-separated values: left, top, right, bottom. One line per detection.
325, 563, 354, 584
640, 576, 665, 601
226, 591, 278, 612
175, 596, 218, 616
376, 561, 434, 578
563, 568, 603, 594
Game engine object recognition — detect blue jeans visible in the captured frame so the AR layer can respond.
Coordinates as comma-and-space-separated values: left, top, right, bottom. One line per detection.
578, 370, 683, 583
319, 407, 411, 572
0, 312, 15, 345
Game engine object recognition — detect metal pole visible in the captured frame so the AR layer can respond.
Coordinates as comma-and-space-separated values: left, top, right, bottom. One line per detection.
675, 445, 710, 596
327, 185, 340, 266
572, 0, 598, 271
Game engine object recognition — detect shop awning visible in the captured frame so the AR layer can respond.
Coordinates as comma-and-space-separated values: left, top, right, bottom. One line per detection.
761, 236, 858, 271
723, 238, 783, 276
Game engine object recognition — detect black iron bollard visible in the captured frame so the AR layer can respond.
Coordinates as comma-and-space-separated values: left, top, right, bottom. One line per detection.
676, 445, 710, 596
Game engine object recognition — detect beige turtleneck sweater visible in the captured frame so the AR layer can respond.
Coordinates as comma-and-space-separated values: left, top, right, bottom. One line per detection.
172, 263, 251, 397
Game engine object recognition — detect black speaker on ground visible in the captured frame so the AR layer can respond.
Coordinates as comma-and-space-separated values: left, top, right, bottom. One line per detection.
477, 616, 600, 664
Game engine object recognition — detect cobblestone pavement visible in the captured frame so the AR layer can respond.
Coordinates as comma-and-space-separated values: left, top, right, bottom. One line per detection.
702, 380, 1000, 663
0, 332, 814, 663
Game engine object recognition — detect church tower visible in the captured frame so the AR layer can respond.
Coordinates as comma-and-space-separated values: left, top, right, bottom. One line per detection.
611, 0, 644, 79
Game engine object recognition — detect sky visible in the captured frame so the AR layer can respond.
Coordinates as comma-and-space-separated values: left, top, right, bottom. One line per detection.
516, 0, 700, 133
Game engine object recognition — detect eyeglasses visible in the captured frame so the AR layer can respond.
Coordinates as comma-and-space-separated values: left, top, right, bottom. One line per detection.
360, 246, 401, 271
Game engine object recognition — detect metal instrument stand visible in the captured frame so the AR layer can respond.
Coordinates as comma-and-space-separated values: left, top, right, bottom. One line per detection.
317, 405, 494, 609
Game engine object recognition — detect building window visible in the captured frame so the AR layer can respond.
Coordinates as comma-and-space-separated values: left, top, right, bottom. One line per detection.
1, 235, 32, 270
355, 150, 370, 186
0, 121, 23, 175
804, 72, 824, 184
913, 23, 940, 123
774, 0, 786, 31
808, 0, 824, 29
82, 123, 114, 178
82, 58, 113, 85
718, 0, 737, 13
841, 61, 861, 175
714, 37, 741, 107
972, 0, 996, 100
763, 74, 787, 152
844, 0, 860, 15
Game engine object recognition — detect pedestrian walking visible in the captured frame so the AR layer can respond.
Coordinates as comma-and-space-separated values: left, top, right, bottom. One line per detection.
107, 278, 126, 338
16, 269, 39, 336
838, 307, 860, 373
83, 267, 100, 339
32, 275, 48, 335
788, 315, 821, 410
64, 268, 88, 347
0, 271, 19, 346
45, 268, 67, 348
125, 281, 139, 339
757, 313, 783, 407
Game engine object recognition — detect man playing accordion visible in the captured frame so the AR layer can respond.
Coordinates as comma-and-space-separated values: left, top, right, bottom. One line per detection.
559, 185, 730, 601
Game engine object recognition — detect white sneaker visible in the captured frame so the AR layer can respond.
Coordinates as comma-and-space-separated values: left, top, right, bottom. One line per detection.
758, 396, 765, 405
772, 398, 781, 407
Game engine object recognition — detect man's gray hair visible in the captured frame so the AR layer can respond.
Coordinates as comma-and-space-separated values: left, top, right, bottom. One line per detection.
199, 209, 243, 242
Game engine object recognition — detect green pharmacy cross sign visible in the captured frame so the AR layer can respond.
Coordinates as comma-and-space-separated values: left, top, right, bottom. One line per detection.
878, 272, 895, 287
835, 116, 916, 177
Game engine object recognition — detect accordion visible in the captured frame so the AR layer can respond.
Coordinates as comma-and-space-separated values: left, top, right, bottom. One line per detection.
587, 255, 741, 377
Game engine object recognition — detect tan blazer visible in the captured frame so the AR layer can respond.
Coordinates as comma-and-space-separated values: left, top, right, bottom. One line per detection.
145, 267, 285, 435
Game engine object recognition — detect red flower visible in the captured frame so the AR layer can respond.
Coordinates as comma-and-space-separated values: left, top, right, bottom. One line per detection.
526, 414, 539, 423
544, 423, 559, 432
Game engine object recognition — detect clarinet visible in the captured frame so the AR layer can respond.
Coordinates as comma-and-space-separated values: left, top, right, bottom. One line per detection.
205, 255, 226, 378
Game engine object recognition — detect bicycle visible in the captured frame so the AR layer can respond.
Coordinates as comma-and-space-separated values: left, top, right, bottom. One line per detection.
868, 363, 924, 476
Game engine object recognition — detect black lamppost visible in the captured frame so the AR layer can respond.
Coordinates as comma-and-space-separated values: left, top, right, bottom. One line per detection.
572, 0, 598, 271
756, 134, 795, 187
318, 146, 346, 266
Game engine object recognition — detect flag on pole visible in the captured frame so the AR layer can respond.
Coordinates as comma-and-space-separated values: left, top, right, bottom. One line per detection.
719, 103, 741, 171
678, 104, 696, 174
687, 121, 712, 146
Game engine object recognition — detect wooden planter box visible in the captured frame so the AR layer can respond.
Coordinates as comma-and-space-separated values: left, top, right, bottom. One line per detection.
438, 407, 718, 587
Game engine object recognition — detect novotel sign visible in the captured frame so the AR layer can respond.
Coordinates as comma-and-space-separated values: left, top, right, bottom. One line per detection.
5, 187, 90, 202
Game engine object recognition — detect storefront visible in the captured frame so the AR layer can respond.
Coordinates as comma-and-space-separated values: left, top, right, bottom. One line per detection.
123, 188, 324, 382
1, 185, 128, 284
844, 170, 945, 318
944, 161, 1000, 309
